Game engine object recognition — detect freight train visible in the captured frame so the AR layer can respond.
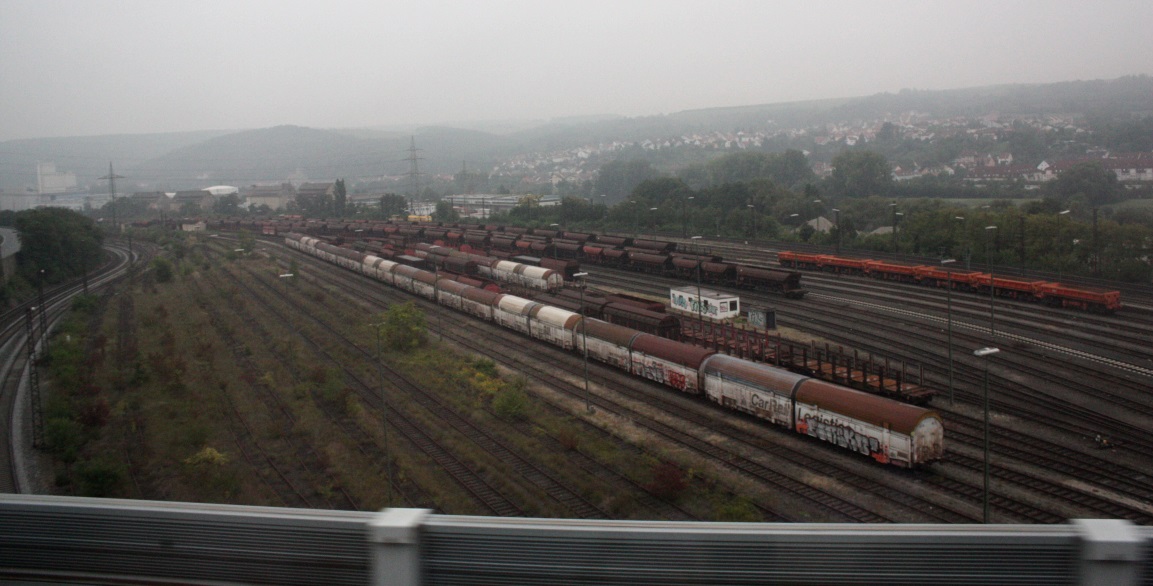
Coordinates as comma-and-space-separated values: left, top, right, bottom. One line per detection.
777, 251, 1122, 313
285, 232, 944, 468
214, 218, 808, 299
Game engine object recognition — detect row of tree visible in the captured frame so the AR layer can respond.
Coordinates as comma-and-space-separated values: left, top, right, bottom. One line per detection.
478, 151, 1151, 283
0, 208, 105, 304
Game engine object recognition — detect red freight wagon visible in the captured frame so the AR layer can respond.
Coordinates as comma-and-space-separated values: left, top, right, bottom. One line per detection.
972, 274, 1051, 301
821, 256, 869, 274
777, 251, 824, 270
864, 260, 920, 282
1038, 283, 1122, 313
914, 266, 983, 288
580, 245, 605, 264
602, 248, 629, 267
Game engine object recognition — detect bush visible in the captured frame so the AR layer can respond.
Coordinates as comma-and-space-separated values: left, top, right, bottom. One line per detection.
714, 496, 762, 522
377, 303, 427, 352
152, 258, 174, 283
644, 461, 687, 500
472, 358, 499, 378
45, 418, 85, 464
493, 387, 529, 421
75, 458, 124, 497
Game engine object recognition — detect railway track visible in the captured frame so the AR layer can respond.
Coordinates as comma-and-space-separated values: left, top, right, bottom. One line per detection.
265, 238, 973, 523
186, 275, 356, 510
577, 263, 1153, 523
207, 245, 571, 517
1, 244, 137, 495
202, 231, 1148, 526
227, 257, 610, 519
258, 239, 729, 521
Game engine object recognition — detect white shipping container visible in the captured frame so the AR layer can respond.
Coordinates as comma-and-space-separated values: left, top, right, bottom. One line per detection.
669, 286, 740, 321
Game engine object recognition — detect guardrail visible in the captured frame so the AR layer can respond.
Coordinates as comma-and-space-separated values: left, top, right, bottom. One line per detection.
1, 495, 1148, 585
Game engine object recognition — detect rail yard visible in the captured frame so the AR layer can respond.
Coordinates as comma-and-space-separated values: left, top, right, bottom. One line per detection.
6, 220, 1152, 525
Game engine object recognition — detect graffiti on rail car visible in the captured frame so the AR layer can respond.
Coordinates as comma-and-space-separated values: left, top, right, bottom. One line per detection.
797, 415, 881, 457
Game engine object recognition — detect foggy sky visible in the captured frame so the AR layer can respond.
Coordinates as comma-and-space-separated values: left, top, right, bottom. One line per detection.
1, 0, 1150, 142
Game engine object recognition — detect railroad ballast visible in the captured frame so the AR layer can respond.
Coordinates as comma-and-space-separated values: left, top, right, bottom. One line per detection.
285, 232, 944, 469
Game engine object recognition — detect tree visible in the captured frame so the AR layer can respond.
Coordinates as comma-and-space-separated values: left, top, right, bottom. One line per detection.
631, 177, 691, 204
1046, 161, 1122, 207
827, 150, 893, 198
684, 150, 814, 189
434, 200, 459, 222
295, 189, 333, 218
334, 179, 348, 217
766, 149, 816, 188
14, 208, 105, 284
212, 194, 243, 216
594, 160, 658, 202
378, 193, 409, 219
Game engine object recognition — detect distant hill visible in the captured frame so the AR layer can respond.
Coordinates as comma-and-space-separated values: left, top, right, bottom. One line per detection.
2, 76, 1150, 192
134, 125, 384, 189
0, 129, 231, 192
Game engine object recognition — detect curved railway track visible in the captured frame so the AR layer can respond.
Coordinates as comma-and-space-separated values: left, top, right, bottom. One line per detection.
1, 243, 139, 494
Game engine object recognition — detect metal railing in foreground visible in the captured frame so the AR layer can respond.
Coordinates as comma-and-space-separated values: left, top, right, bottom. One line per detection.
1, 495, 1148, 585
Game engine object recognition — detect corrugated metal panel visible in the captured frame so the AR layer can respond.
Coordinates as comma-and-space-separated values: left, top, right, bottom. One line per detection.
492, 260, 520, 273
0, 496, 372, 586
497, 295, 536, 315
701, 354, 808, 393
422, 518, 1079, 586
795, 379, 939, 435
583, 318, 643, 346
437, 279, 470, 296
629, 334, 715, 369
461, 287, 502, 306
530, 305, 581, 329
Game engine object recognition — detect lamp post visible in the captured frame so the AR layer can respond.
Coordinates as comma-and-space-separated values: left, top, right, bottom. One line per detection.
691, 236, 704, 324
681, 196, 694, 238
549, 223, 559, 259
889, 202, 898, 251
954, 216, 968, 268
573, 272, 593, 414
747, 204, 755, 239
649, 207, 658, 234
985, 225, 997, 336
973, 346, 1000, 523
941, 258, 956, 406
1058, 209, 1071, 279
37, 269, 48, 351
831, 208, 841, 253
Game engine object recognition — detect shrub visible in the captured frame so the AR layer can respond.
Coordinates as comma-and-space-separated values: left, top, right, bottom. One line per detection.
152, 258, 174, 283
75, 458, 125, 497
45, 418, 85, 464
644, 461, 687, 500
493, 387, 529, 421
472, 358, 499, 378
714, 496, 762, 522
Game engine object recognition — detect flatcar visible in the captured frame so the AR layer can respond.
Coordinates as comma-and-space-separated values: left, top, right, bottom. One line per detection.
779, 250, 1121, 313
602, 303, 681, 338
